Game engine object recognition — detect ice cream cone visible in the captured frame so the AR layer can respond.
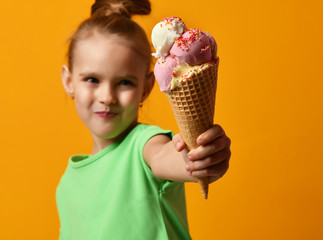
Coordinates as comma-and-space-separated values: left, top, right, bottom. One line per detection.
166, 58, 219, 199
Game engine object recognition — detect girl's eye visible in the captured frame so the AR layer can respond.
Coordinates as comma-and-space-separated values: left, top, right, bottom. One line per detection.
119, 79, 134, 86
85, 77, 99, 83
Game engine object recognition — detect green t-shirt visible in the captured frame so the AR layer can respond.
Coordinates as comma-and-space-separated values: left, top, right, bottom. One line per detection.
56, 124, 191, 240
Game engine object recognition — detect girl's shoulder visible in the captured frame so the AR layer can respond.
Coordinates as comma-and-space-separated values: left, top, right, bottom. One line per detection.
130, 123, 174, 140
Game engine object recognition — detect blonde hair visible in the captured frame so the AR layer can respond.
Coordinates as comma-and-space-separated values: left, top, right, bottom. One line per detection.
67, 0, 151, 72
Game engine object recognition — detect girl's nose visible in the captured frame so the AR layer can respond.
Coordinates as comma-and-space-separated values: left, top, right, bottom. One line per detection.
98, 85, 117, 105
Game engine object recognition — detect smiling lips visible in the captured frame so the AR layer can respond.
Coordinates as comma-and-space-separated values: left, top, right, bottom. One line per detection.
95, 111, 118, 119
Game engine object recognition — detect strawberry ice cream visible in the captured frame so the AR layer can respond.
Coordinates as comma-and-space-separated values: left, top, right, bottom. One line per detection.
170, 28, 217, 66
154, 56, 178, 92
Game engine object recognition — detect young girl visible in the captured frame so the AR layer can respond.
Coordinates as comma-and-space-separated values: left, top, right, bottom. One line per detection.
57, 0, 231, 239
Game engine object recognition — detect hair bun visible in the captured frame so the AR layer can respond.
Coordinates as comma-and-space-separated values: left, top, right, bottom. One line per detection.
91, 0, 151, 18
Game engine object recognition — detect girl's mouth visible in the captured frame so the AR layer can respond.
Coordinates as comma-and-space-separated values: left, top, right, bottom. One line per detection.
95, 111, 118, 119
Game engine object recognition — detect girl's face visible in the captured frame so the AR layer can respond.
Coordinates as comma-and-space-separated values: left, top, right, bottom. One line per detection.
62, 32, 152, 149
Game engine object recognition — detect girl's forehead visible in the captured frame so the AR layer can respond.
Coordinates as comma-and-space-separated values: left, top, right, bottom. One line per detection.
71, 30, 150, 74
77, 31, 133, 49
72, 33, 147, 79
75, 33, 141, 61
83, 38, 141, 60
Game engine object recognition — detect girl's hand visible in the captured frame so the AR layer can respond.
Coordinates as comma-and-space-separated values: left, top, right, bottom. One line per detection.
173, 124, 231, 183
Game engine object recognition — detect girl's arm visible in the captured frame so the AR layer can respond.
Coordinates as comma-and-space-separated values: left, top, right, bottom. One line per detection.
143, 124, 231, 183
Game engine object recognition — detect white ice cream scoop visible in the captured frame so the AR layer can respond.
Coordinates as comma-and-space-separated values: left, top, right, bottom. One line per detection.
151, 17, 187, 58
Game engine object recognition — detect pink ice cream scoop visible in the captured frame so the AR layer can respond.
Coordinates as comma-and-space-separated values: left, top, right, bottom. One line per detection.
169, 28, 217, 66
154, 55, 178, 92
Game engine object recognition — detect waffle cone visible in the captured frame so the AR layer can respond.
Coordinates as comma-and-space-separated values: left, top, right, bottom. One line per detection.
166, 59, 219, 199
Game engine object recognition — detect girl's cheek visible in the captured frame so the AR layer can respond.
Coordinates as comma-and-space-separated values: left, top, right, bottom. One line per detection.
119, 90, 140, 105
78, 85, 92, 96
75, 87, 94, 105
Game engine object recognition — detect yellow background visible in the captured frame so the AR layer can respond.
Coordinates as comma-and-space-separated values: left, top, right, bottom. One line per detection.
1, 0, 322, 239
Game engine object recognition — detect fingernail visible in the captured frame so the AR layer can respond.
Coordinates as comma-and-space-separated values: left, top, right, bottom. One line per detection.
185, 164, 190, 171
176, 142, 181, 149
187, 154, 193, 160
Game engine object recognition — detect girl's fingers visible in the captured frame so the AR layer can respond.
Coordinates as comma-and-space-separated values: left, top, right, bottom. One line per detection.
188, 135, 231, 160
186, 147, 230, 171
172, 133, 190, 163
196, 124, 225, 146
172, 133, 186, 152
190, 158, 230, 181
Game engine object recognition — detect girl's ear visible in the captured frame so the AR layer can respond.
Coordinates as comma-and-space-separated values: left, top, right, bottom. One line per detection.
141, 72, 155, 102
61, 65, 74, 98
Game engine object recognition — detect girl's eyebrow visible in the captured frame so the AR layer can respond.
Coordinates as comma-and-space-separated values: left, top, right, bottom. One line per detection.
79, 72, 100, 78
118, 75, 139, 81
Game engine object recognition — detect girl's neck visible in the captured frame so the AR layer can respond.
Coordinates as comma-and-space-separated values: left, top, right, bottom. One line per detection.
90, 121, 138, 155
